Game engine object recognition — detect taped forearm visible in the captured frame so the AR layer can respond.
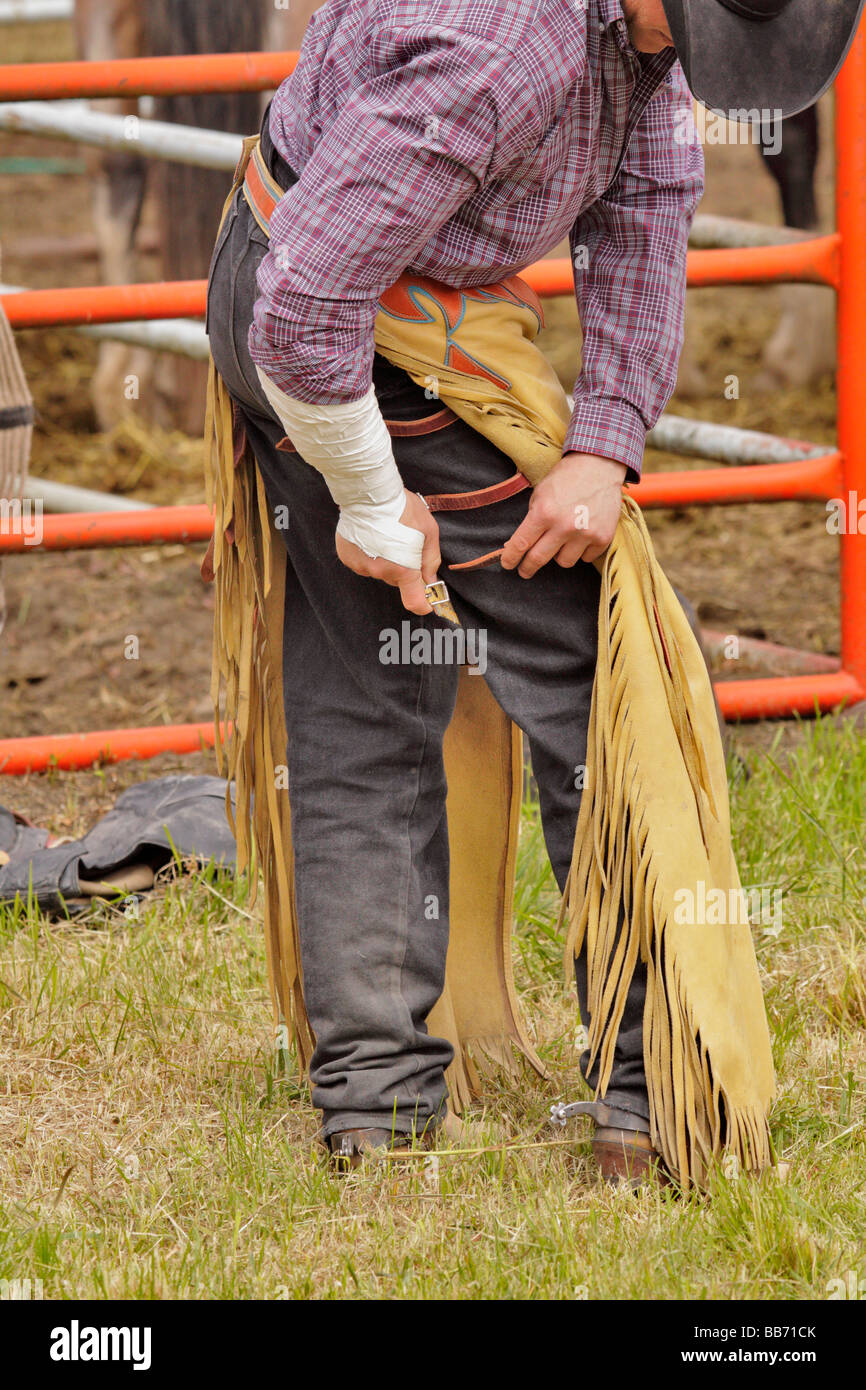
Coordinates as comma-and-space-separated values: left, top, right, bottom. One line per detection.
255, 367, 424, 569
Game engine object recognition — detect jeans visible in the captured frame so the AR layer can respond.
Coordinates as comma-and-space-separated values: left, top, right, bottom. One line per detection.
205, 176, 650, 1139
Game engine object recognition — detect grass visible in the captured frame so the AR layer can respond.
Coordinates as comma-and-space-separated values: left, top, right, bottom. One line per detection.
0, 718, 864, 1300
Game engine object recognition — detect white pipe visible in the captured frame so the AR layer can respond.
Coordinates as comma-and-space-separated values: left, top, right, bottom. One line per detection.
647, 413, 825, 465
0, 101, 244, 171
0, 101, 820, 253
24, 478, 148, 513
564, 390, 824, 466
689, 215, 808, 249
0, 0, 73, 22
78, 317, 210, 359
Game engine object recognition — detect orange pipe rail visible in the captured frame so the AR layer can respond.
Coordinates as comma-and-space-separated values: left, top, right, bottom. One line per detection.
527, 237, 840, 297
2, 669, 863, 774
632, 453, 842, 508
0, 51, 299, 101
1, 238, 841, 331
716, 672, 865, 722
0, 724, 222, 776
0, 506, 213, 554
686, 235, 841, 289
836, 31, 866, 699
2, 281, 206, 328
0, 454, 842, 557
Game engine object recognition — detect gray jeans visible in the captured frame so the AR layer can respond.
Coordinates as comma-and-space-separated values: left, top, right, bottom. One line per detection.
206, 187, 650, 1138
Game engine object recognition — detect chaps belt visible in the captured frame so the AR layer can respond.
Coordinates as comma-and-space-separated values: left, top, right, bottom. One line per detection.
237, 137, 529, 572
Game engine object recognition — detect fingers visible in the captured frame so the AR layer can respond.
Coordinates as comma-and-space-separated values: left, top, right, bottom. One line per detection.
554, 536, 590, 568
579, 540, 611, 565
367, 556, 430, 613
514, 528, 568, 578
500, 512, 546, 571
398, 571, 433, 615
501, 517, 614, 577
420, 523, 442, 586
398, 490, 441, 586
501, 472, 624, 578
334, 535, 433, 615
502, 504, 591, 577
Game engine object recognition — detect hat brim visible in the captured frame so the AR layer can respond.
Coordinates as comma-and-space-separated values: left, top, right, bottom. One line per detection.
661, 0, 866, 119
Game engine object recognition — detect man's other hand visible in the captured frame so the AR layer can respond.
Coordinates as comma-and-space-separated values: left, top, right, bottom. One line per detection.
500, 452, 627, 577
335, 488, 442, 615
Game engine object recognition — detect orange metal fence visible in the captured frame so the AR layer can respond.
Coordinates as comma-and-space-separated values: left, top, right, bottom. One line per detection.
0, 51, 299, 100
1, 39, 864, 774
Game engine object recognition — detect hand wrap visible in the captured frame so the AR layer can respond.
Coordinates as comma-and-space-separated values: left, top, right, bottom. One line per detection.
255, 369, 425, 569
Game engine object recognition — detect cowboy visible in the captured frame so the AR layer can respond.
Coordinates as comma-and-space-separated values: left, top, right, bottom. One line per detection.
205, 0, 863, 1182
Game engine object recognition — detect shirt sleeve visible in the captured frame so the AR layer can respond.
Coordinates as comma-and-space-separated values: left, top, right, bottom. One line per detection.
249, 32, 538, 403
566, 61, 704, 482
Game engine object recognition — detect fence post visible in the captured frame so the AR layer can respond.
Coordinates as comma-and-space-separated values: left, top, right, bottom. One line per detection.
835, 24, 866, 699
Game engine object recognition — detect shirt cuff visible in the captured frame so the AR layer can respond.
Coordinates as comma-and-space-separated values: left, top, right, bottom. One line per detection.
564, 398, 647, 484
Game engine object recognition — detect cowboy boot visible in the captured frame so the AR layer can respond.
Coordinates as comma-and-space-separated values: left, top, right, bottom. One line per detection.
550, 1099, 672, 1190
324, 1126, 436, 1174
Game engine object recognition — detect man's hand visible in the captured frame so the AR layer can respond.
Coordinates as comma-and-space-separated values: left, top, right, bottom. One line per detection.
335, 489, 442, 615
500, 452, 627, 577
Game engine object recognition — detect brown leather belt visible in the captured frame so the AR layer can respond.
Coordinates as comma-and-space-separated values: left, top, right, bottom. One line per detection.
277, 428, 524, 568
242, 139, 527, 572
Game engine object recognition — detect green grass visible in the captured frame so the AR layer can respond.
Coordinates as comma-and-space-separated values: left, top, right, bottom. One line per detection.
0, 718, 863, 1300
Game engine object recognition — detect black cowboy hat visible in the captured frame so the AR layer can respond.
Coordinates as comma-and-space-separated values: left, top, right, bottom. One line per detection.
661, 0, 866, 119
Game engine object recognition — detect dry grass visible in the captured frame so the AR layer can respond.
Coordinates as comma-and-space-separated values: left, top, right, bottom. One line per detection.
0, 719, 864, 1300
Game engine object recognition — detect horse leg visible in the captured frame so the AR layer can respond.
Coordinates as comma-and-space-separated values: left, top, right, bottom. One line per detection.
74, 0, 153, 429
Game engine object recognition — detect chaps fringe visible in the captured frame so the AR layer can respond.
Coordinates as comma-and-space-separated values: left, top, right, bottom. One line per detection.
205, 360, 314, 1074
562, 498, 774, 1189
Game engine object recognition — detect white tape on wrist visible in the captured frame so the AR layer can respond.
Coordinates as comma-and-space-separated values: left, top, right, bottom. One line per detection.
337, 496, 425, 569
255, 368, 425, 569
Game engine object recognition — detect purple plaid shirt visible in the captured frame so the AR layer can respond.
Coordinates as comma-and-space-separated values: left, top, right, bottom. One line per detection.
250, 0, 704, 479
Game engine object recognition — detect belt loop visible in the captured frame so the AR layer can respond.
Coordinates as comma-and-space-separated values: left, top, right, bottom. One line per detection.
213, 134, 260, 241
233, 134, 259, 188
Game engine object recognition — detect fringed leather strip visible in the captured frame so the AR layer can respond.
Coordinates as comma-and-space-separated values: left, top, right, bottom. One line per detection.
205, 358, 314, 1073
561, 498, 774, 1189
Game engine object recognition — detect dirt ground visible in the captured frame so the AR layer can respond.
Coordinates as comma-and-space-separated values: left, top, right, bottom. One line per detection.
0, 22, 846, 836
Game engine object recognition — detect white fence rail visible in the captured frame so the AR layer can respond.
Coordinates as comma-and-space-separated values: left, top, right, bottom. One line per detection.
24, 477, 148, 513
0, 102, 810, 250
0, 102, 245, 171
2, 272, 825, 467
0, 0, 72, 22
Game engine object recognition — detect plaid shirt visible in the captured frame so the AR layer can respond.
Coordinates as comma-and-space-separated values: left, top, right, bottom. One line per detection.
250, 0, 704, 479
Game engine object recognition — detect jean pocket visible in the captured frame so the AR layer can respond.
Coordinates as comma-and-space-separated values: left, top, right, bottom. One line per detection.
205, 192, 241, 338
220, 216, 274, 412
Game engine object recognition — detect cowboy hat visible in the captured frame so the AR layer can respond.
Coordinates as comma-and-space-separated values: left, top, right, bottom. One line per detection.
661, 0, 866, 119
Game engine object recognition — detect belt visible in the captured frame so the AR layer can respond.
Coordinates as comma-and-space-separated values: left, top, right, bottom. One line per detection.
236, 138, 529, 570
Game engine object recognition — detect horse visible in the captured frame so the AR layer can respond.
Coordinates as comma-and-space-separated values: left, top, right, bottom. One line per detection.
73, 0, 319, 431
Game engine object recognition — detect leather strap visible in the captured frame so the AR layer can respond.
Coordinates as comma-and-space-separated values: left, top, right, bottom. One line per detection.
0, 403, 34, 430
425, 472, 530, 513
241, 140, 282, 236
388, 407, 456, 437
448, 548, 506, 572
